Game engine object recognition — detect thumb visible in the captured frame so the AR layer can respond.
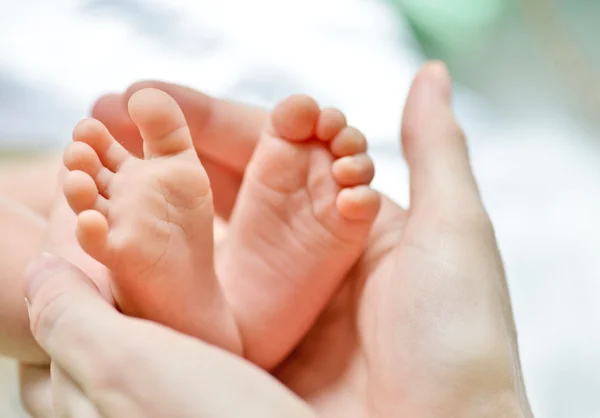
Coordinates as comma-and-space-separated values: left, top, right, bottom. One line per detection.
401, 61, 481, 213
23, 253, 120, 385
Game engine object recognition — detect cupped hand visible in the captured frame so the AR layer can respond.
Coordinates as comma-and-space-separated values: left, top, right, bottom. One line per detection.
21, 62, 533, 418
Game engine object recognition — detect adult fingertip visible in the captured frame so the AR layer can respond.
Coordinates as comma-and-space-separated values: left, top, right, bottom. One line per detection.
90, 93, 119, 119
124, 80, 165, 99
91, 93, 144, 156
401, 62, 452, 156
424, 60, 452, 103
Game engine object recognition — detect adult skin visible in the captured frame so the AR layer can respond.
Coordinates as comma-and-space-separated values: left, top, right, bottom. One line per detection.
20, 62, 534, 417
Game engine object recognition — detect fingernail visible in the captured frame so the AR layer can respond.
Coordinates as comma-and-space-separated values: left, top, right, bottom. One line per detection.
23, 253, 60, 305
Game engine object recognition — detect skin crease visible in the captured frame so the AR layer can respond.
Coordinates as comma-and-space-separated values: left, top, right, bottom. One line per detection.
11, 62, 532, 417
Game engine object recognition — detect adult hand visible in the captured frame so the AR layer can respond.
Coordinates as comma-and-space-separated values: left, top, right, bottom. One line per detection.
22, 253, 316, 418
21, 62, 533, 417
272, 63, 534, 417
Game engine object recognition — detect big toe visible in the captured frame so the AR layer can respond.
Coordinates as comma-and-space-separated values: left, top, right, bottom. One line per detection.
128, 88, 193, 158
271, 94, 320, 141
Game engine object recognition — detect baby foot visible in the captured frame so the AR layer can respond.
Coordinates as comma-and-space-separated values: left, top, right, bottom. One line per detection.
222, 95, 381, 369
63, 88, 241, 353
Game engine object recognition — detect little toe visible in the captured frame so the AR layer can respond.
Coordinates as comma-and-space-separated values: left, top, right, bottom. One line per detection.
127, 88, 194, 158
316, 107, 347, 141
336, 186, 381, 222
330, 126, 368, 157
73, 118, 130, 172
63, 142, 113, 197
271, 94, 320, 141
77, 210, 110, 264
63, 171, 108, 215
332, 154, 375, 187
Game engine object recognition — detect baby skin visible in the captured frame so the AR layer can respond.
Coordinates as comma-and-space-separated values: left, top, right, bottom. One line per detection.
63, 88, 380, 369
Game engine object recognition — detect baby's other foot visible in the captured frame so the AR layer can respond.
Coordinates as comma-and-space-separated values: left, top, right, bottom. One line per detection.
223, 95, 381, 369
63, 88, 240, 353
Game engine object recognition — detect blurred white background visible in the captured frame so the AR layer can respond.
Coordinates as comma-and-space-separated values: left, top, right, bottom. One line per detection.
0, 0, 599, 416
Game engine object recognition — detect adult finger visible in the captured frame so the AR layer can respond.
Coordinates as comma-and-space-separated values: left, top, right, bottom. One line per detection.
53, 361, 105, 418
23, 254, 316, 418
19, 363, 53, 418
201, 156, 243, 220
401, 62, 482, 213
20, 363, 106, 418
91, 82, 267, 174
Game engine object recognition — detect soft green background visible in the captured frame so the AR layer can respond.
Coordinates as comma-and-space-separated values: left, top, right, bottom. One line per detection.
389, 0, 600, 129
